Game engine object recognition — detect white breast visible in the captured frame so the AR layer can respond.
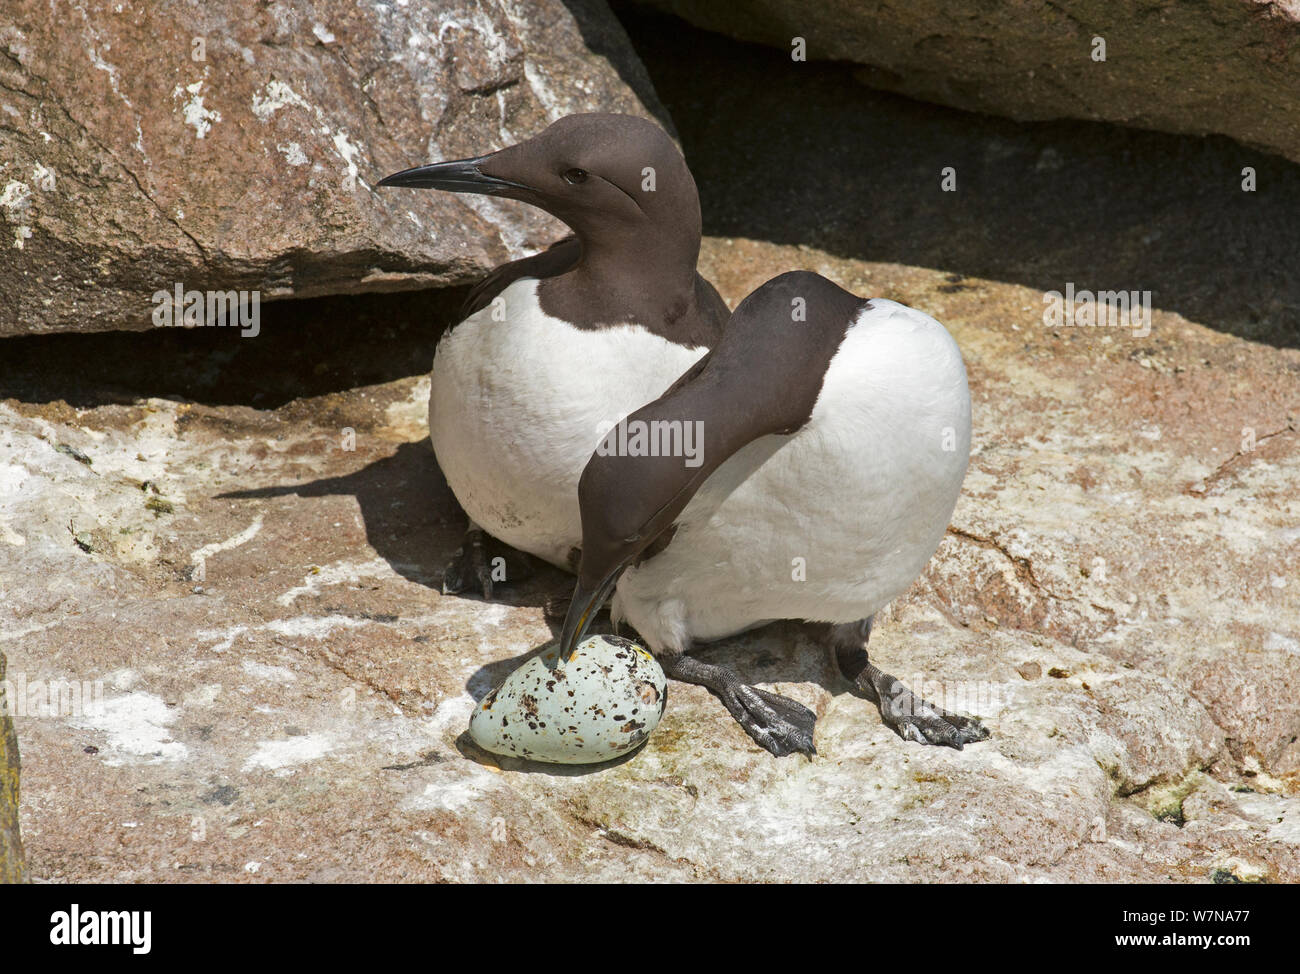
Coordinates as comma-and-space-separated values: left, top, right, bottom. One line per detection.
429, 277, 707, 568
613, 299, 972, 653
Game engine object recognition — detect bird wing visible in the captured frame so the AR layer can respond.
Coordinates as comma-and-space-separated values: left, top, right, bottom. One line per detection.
460, 235, 582, 319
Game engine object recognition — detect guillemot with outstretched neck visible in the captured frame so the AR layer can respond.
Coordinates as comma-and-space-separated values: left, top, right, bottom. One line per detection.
559, 271, 989, 756
377, 114, 728, 597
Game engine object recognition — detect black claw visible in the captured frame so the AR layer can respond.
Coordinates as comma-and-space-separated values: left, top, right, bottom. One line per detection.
887, 711, 989, 749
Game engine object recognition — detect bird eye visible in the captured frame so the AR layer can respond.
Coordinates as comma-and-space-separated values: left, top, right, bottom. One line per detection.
563, 168, 589, 185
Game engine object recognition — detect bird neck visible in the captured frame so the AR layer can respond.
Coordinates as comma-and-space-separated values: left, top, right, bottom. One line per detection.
568, 224, 702, 317
534, 209, 720, 343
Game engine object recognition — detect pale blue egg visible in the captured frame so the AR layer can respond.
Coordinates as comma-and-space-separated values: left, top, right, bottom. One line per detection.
469, 635, 667, 764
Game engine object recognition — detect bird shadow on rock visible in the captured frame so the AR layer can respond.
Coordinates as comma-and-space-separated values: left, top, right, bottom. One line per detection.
616, 4, 1300, 350
469, 611, 835, 695
219, 439, 842, 701
218, 439, 569, 610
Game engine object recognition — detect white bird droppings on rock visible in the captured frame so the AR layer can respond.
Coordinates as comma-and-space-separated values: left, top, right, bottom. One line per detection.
68, 691, 188, 765
243, 733, 334, 772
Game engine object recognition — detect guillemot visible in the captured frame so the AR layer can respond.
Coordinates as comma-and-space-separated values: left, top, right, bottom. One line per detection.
377, 114, 728, 597
558, 271, 989, 756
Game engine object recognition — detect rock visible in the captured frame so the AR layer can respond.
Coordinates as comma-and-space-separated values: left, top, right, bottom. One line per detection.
643, 0, 1300, 165
1016, 661, 1042, 681
0, 650, 24, 883
3, 236, 1297, 880
0, 0, 669, 336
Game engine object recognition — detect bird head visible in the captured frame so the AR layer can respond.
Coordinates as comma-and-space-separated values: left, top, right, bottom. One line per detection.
377, 113, 699, 249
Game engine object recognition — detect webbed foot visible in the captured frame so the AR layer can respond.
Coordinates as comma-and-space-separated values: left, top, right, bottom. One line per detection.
827, 619, 990, 750
866, 672, 990, 749
662, 653, 816, 758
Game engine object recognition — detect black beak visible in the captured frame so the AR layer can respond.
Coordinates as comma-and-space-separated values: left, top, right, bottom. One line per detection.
376, 156, 531, 195
558, 567, 627, 663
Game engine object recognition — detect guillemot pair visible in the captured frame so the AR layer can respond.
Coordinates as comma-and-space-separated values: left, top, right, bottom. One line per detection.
379, 114, 988, 755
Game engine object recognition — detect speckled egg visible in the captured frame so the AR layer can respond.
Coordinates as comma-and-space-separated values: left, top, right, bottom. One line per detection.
469, 635, 667, 764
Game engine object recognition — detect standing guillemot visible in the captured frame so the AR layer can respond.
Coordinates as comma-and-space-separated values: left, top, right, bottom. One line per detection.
558, 271, 989, 756
377, 114, 728, 597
